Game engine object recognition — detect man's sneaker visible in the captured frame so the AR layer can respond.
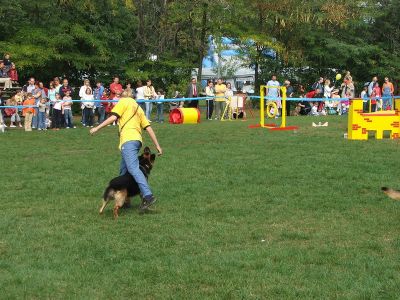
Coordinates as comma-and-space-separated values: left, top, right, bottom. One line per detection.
140, 195, 157, 211
10, 125, 16, 128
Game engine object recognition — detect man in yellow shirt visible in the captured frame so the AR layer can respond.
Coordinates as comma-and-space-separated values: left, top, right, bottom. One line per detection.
214, 78, 227, 120
90, 97, 162, 209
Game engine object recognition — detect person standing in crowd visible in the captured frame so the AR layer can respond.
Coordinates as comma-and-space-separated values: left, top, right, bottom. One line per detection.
284, 80, 294, 116
62, 90, 75, 129
225, 82, 234, 99
39, 82, 48, 97
47, 82, 56, 117
32, 82, 46, 129
124, 82, 134, 97
205, 80, 215, 120
90, 94, 163, 211
53, 77, 62, 93
361, 83, 369, 112
144, 79, 157, 121
79, 79, 92, 124
82, 88, 95, 127
371, 82, 382, 111
94, 81, 105, 124
323, 79, 333, 99
0, 61, 12, 90
382, 77, 394, 110
52, 93, 63, 130
266, 75, 281, 115
136, 80, 145, 110
23, 93, 35, 131
224, 82, 234, 118
186, 78, 200, 108
59, 78, 72, 98
25, 77, 36, 93
368, 76, 378, 97
109, 76, 123, 100
214, 78, 227, 120
37, 97, 47, 131
312, 77, 324, 93
156, 89, 165, 123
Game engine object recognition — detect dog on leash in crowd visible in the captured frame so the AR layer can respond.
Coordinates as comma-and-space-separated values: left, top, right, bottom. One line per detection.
99, 147, 156, 218
381, 187, 400, 201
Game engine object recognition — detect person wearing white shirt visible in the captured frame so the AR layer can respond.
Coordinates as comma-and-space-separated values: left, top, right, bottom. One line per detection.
266, 75, 281, 115
323, 79, 333, 98
82, 87, 95, 127
136, 80, 145, 111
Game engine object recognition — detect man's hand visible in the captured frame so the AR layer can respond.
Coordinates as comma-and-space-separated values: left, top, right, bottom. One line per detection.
90, 127, 99, 135
156, 146, 163, 156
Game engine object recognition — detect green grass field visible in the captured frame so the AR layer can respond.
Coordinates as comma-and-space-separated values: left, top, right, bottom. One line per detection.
1, 115, 400, 299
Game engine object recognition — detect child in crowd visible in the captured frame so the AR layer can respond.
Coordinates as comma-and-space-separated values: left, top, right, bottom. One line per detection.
52, 93, 63, 130
371, 82, 381, 112
156, 89, 165, 123
82, 87, 95, 127
9, 97, 22, 127
0, 110, 5, 132
323, 79, 333, 98
8, 63, 18, 84
310, 102, 319, 116
22, 93, 35, 131
100, 89, 110, 124
110, 90, 121, 126
361, 84, 369, 112
37, 97, 47, 130
62, 90, 75, 128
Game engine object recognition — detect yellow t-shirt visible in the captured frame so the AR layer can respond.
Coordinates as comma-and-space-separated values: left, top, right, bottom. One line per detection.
111, 97, 150, 149
215, 84, 227, 100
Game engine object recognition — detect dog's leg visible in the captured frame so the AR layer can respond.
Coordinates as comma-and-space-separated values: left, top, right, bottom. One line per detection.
113, 190, 127, 219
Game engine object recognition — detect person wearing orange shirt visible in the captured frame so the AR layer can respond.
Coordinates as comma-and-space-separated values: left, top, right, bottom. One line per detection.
382, 77, 394, 110
22, 94, 36, 131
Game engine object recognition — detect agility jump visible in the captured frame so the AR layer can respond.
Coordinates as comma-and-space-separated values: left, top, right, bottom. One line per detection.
249, 85, 298, 131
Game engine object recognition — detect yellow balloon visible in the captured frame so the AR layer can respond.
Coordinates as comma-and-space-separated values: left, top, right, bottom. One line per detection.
336, 74, 342, 81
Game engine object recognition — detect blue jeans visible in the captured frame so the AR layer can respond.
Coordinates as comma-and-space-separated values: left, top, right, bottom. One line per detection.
156, 103, 164, 122
32, 107, 39, 128
64, 109, 74, 128
145, 102, 152, 120
97, 106, 105, 123
119, 141, 152, 198
83, 107, 94, 126
38, 111, 46, 129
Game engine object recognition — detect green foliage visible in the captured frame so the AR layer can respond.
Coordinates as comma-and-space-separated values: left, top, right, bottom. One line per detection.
0, 0, 398, 91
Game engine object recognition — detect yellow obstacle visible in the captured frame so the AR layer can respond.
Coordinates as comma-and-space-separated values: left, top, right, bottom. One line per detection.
348, 99, 400, 140
249, 85, 298, 131
169, 108, 200, 124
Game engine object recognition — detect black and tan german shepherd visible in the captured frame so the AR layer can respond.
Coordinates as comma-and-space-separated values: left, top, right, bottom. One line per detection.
381, 187, 400, 201
99, 147, 156, 218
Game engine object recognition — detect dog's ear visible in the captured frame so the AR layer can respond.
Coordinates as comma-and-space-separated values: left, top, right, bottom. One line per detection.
143, 146, 151, 154
150, 154, 156, 163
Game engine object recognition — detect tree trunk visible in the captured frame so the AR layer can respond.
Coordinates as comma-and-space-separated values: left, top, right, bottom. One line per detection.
197, 1, 208, 82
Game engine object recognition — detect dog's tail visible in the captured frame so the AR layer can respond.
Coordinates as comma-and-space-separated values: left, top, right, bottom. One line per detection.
381, 187, 400, 201
103, 186, 115, 201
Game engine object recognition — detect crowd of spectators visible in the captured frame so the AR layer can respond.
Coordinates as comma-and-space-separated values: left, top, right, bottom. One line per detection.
265, 72, 397, 117
0, 53, 18, 90
0, 52, 398, 131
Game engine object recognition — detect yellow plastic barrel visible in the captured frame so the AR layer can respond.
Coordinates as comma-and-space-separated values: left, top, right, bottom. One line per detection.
169, 108, 200, 124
